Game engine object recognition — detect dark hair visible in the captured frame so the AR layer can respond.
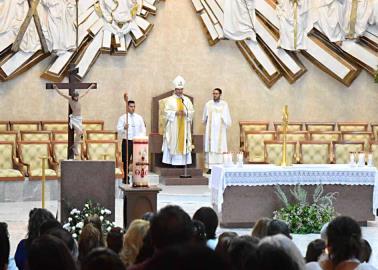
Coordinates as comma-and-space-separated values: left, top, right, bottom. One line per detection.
193, 207, 218, 240
106, 227, 124, 254
359, 239, 372, 263
150, 205, 192, 249
228, 236, 259, 270
191, 220, 207, 246
28, 235, 77, 270
257, 242, 300, 270
326, 216, 362, 266
81, 247, 125, 270
305, 239, 326, 263
78, 223, 102, 263
145, 244, 231, 270
142, 212, 155, 222
214, 232, 238, 265
213, 88, 222, 94
128, 100, 135, 105
39, 220, 62, 235
0, 222, 10, 270
46, 228, 75, 254
267, 220, 291, 239
26, 208, 55, 249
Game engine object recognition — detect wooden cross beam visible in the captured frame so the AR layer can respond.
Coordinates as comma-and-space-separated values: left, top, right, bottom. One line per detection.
46, 64, 97, 159
12, 0, 49, 53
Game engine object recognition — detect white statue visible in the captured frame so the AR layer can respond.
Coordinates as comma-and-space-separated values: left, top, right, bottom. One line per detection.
223, 0, 257, 41
312, 0, 345, 42
341, 0, 376, 39
276, 0, 311, 50
99, 0, 142, 37
0, 0, 41, 52
41, 0, 76, 54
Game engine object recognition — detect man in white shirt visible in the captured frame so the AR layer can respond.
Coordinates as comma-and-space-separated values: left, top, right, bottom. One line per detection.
117, 100, 146, 183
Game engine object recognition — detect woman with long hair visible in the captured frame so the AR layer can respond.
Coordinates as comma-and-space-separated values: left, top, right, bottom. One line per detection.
120, 219, 150, 268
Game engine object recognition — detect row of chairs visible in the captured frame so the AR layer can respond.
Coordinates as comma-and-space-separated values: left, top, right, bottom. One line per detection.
0, 120, 104, 131
261, 140, 378, 165
239, 121, 378, 149
0, 140, 123, 181
0, 130, 118, 143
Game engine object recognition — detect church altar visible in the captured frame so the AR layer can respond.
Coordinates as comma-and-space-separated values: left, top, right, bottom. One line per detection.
210, 164, 378, 227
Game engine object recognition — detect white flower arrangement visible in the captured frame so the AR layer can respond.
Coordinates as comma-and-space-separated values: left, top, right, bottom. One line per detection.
64, 200, 115, 240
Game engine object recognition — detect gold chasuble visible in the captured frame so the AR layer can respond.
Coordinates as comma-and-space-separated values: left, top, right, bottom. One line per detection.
176, 98, 185, 154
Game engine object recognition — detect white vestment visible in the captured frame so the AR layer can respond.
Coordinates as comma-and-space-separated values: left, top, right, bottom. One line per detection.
162, 95, 194, 165
203, 100, 231, 169
41, 0, 76, 54
341, 0, 375, 39
223, 0, 257, 41
312, 0, 345, 42
277, 0, 310, 50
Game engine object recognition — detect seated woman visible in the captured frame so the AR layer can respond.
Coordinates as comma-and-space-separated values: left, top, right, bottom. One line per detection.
320, 216, 377, 270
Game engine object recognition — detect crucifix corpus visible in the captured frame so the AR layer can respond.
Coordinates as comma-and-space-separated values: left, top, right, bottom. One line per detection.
46, 64, 97, 159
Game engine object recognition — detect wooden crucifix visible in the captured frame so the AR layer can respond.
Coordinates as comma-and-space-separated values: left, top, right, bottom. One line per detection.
12, 0, 48, 53
46, 64, 97, 159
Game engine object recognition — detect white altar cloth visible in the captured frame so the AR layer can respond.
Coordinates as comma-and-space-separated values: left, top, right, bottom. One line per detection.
210, 164, 378, 213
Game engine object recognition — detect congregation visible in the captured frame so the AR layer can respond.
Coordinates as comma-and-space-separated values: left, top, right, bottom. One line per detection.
0, 205, 376, 270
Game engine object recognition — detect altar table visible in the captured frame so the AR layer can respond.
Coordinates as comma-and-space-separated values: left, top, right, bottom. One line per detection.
210, 164, 378, 227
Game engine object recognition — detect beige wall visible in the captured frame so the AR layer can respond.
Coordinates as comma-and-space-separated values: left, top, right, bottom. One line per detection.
0, 0, 377, 153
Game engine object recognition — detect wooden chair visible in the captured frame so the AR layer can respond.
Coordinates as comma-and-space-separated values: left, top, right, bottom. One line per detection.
264, 140, 296, 165
52, 131, 68, 141
273, 121, 303, 132
309, 131, 341, 142
239, 121, 270, 150
341, 131, 373, 151
370, 123, 378, 140
337, 122, 368, 132
0, 142, 24, 181
86, 130, 118, 140
51, 141, 84, 176
20, 131, 52, 141
245, 131, 276, 163
333, 141, 364, 164
85, 140, 123, 178
17, 141, 58, 180
83, 120, 104, 131
277, 131, 309, 163
0, 131, 19, 154
369, 141, 378, 167
0, 121, 9, 131
305, 122, 336, 132
10, 121, 40, 131
41, 121, 68, 131
299, 141, 331, 164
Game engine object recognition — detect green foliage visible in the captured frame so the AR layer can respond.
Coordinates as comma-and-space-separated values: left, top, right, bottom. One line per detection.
63, 200, 114, 240
273, 185, 337, 234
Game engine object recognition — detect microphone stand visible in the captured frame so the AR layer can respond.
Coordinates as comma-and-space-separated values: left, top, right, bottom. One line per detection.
180, 97, 192, 179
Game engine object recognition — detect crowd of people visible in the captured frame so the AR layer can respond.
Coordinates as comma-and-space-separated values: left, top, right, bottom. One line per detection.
0, 205, 376, 270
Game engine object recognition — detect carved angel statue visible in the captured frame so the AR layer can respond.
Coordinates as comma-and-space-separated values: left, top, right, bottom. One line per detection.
98, 0, 143, 37
223, 0, 257, 42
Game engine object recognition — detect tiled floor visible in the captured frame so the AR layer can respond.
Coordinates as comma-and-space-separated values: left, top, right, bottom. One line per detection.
1, 184, 378, 267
